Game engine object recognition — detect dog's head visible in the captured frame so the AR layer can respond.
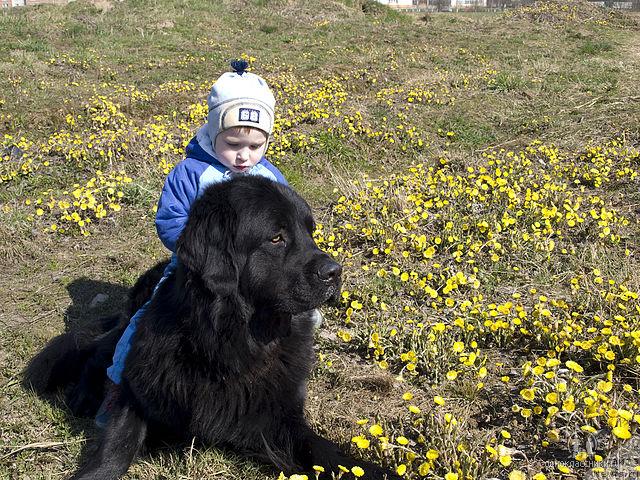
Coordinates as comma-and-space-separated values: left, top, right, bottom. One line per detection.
176, 176, 342, 317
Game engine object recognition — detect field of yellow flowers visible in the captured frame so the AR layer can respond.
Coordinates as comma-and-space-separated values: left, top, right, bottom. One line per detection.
1, 0, 640, 479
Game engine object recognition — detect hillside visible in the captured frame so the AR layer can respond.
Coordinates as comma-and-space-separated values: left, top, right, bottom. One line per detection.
1, 0, 640, 479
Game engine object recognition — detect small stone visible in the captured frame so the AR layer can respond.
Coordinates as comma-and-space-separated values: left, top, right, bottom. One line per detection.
89, 293, 109, 309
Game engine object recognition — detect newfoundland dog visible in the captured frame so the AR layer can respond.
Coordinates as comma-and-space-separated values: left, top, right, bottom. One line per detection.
26, 176, 399, 480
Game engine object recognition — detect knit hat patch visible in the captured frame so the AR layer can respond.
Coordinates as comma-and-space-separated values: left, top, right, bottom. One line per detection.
218, 102, 272, 135
239, 107, 260, 123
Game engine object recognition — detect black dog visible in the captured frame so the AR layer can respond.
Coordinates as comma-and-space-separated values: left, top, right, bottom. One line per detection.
26, 176, 398, 480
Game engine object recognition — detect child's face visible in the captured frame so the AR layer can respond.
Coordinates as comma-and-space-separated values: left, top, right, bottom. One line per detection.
214, 128, 268, 173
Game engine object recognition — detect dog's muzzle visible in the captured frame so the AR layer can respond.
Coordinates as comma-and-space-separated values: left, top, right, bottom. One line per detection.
317, 260, 342, 284
316, 258, 342, 302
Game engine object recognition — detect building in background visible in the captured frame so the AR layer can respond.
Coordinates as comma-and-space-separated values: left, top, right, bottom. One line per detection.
379, 0, 640, 10
451, 0, 488, 8
2, 0, 26, 7
3, 0, 70, 6
375, 0, 417, 8
27, 0, 72, 4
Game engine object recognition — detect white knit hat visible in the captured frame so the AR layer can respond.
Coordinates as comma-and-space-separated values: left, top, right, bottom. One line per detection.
207, 60, 276, 147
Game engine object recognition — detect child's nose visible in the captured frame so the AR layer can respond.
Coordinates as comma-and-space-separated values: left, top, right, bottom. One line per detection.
237, 147, 250, 161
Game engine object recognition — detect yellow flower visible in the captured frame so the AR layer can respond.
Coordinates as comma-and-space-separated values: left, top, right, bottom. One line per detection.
509, 470, 526, 480
575, 451, 588, 462
597, 380, 613, 393
351, 436, 370, 449
351, 466, 365, 477
434, 395, 445, 406
545, 392, 558, 404
418, 462, 430, 475
562, 397, 575, 412
520, 388, 535, 401
565, 360, 584, 373
613, 425, 632, 440
444, 473, 459, 480
396, 464, 406, 475
547, 429, 560, 442
369, 424, 383, 436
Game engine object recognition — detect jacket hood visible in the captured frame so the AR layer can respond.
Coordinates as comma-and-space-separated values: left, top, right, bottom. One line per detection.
185, 124, 221, 165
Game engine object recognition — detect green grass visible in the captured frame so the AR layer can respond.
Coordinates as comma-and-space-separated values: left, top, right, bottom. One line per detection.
435, 114, 497, 150
578, 38, 615, 55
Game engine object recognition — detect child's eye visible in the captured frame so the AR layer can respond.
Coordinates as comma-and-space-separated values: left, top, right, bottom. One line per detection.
250, 144, 263, 150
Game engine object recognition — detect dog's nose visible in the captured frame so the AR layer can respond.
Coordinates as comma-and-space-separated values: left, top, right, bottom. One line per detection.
317, 261, 342, 283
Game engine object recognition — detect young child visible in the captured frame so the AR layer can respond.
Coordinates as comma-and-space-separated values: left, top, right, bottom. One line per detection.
96, 60, 288, 427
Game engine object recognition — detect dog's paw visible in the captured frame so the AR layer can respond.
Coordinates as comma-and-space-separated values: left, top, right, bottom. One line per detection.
293, 308, 323, 328
309, 309, 323, 328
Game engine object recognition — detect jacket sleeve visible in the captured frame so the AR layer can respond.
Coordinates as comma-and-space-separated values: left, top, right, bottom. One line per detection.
155, 161, 200, 252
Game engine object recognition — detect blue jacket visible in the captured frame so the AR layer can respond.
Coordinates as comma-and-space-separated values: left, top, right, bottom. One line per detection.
155, 124, 288, 252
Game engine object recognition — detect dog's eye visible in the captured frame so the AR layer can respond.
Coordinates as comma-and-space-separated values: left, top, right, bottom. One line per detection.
271, 234, 284, 244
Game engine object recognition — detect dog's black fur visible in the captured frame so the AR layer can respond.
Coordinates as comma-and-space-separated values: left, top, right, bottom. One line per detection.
26, 176, 399, 480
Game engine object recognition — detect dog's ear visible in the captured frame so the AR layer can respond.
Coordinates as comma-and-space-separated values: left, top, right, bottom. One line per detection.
176, 200, 238, 296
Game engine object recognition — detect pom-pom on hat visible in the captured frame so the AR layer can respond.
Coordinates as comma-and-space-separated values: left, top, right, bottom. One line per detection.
207, 60, 276, 148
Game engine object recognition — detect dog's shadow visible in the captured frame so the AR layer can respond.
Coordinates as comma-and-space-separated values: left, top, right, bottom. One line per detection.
64, 277, 129, 332
22, 277, 130, 465
23, 260, 170, 399
24, 275, 128, 392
